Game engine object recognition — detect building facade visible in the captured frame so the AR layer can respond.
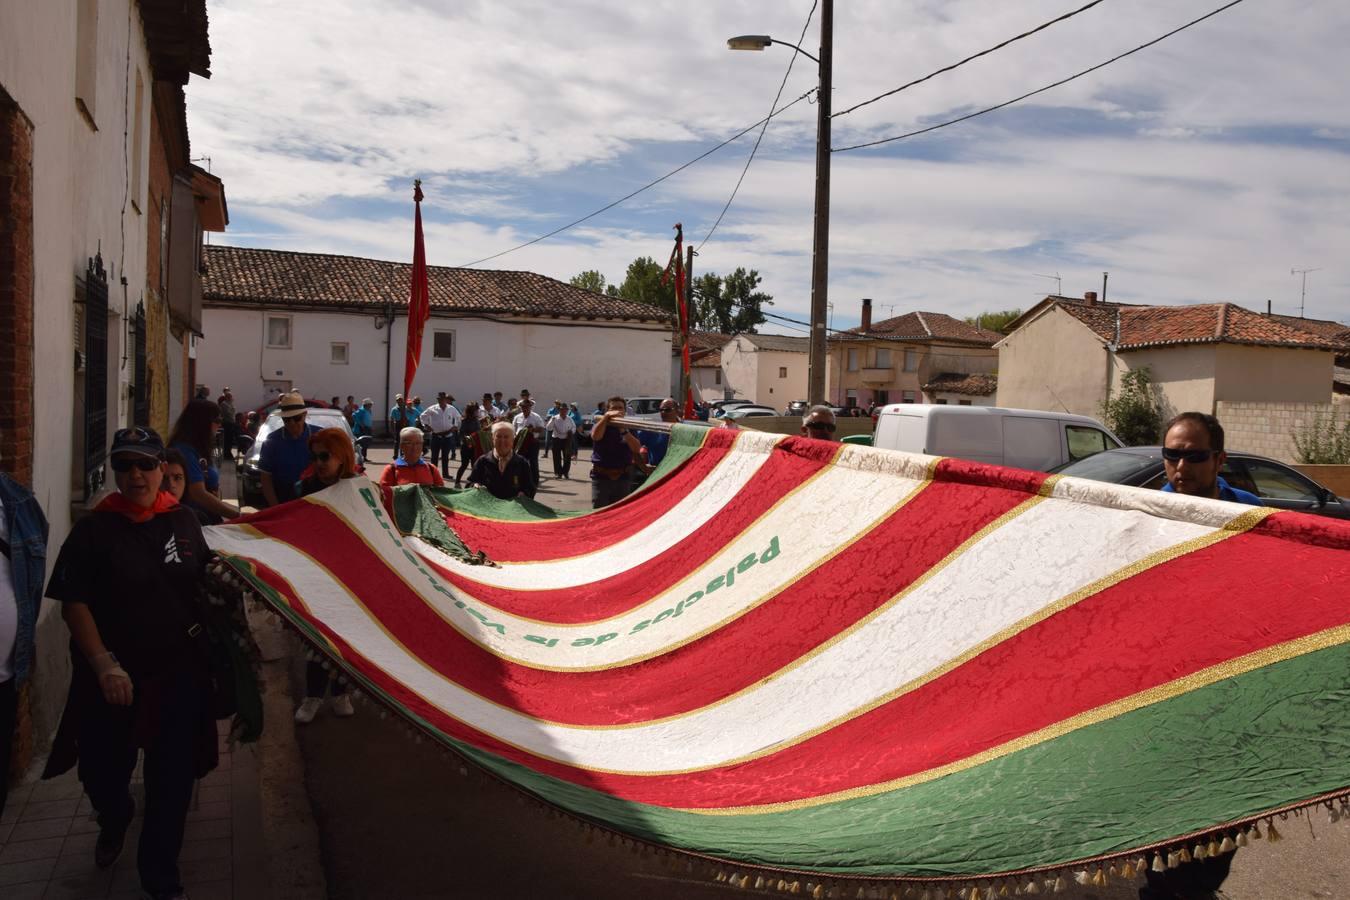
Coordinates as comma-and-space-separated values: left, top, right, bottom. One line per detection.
0, 0, 220, 766
828, 300, 999, 409
718, 334, 810, 409
199, 246, 673, 422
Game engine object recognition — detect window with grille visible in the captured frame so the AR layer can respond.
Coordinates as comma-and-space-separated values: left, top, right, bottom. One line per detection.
132, 305, 148, 425
78, 254, 109, 498
433, 330, 455, 360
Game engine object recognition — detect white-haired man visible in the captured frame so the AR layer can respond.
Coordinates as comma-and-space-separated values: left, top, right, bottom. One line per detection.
378, 427, 444, 487
467, 421, 536, 500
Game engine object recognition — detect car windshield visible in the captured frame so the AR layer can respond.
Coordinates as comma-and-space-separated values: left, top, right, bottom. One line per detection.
628, 399, 663, 415
1051, 449, 1160, 481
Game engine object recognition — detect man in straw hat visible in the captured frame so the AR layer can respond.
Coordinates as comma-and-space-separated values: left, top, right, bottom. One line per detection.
260, 392, 319, 507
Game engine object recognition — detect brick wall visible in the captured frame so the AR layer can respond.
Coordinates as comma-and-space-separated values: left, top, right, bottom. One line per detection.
0, 88, 36, 487
1216, 398, 1349, 463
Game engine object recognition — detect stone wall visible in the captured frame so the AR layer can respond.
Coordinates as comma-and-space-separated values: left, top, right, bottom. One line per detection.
1216, 399, 1349, 463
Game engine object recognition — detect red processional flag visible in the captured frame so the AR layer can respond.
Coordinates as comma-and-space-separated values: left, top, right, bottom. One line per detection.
403, 180, 430, 399
660, 224, 695, 417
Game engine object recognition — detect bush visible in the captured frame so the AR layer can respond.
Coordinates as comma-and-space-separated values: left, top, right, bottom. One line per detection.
1101, 368, 1162, 446
1291, 408, 1350, 464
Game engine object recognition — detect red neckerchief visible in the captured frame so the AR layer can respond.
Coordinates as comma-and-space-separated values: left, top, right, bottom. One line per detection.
94, 490, 179, 523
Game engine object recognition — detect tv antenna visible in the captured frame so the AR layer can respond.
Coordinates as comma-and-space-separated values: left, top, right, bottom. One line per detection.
1034, 272, 1062, 295
1290, 267, 1321, 318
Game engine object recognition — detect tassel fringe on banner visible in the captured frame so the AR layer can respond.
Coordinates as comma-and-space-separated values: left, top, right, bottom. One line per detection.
211, 551, 1350, 896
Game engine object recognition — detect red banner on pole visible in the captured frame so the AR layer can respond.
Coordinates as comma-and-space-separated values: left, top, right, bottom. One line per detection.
403, 181, 429, 399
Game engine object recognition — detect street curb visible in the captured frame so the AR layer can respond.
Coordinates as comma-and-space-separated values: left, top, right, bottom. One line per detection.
256, 655, 328, 900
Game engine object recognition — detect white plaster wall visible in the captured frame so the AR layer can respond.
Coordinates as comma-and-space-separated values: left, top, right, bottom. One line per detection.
1, 0, 155, 748
997, 307, 1110, 416
198, 307, 671, 424
754, 349, 808, 409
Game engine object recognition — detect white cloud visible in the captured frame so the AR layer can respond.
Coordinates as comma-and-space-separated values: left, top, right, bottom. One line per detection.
190, 0, 1350, 328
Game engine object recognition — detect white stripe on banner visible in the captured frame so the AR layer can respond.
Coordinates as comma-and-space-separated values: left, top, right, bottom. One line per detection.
437, 430, 774, 589
307, 462, 921, 666
207, 487, 1235, 774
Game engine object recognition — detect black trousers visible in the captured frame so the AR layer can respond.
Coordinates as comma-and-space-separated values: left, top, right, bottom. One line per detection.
429, 432, 455, 477
304, 661, 348, 698
78, 675, 205, 896
0, 677, 15, 819
550, 439, 571, 478
523, 447, 541, 486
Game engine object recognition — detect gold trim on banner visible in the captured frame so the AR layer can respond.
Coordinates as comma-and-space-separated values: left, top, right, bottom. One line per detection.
684, 623, 1350, 815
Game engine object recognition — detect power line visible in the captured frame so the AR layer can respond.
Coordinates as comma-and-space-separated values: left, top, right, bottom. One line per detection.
454, 90, 815, 268
833, 0, 1246, 153
697, 0, 819, 252
833, 0, 1111, 119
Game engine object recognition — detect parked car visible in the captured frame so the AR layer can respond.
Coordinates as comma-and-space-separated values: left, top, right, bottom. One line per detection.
1048, 447, 1350, 519
239, 407, 355, 509
722, 406, 778, 421
784, 400, 809, 417
625, 397, 666, 422
711, 400, 759, 418
871, 405, 1121, 472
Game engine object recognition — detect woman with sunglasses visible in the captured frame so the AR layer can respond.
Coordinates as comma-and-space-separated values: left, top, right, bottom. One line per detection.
43, 428, 217, 900
166, 399, 239, 522
290, 430, 360, 723
295, 428, 359, 500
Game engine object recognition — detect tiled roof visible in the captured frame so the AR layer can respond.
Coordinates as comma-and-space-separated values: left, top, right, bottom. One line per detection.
203, 246, 671, 323
838, 311, 1000, 347
737, 333, 811, 353
690, 348, 721, 368
688, 331, 733, 351
1268, 314, 1350, 346
1049, 298, 1349, 352
922, 372, 999, 396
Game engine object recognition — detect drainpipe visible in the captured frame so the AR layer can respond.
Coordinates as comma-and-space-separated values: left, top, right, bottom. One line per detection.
382, 298, 394, 437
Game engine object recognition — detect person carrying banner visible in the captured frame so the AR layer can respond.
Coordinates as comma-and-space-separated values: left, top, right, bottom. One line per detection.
801, 405, 839, 442
260, 393, 319, 507
293, 429, 360, 723
590, 396, 643, 509
467, 422, 536, 500
1140, 411, 1258, 900
379, 428, 444, 487
43, 427, 217, 900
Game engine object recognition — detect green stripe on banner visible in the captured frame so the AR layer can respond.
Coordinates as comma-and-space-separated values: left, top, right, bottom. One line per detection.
420, 423, 712, 522
446, 643, 1350, 877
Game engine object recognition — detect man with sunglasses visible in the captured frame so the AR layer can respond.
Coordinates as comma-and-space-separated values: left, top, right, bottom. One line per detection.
1158, 412, 1260, 505
800, 405, 839, 442
259, 392, 319, 507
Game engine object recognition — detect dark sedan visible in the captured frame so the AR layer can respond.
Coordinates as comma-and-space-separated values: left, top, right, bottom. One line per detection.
1049, 446, 1350, 519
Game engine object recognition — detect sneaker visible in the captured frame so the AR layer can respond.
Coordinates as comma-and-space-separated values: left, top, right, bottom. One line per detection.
95, 799, 133, 868
294, 697, 323, 724
330, 694, 355, 717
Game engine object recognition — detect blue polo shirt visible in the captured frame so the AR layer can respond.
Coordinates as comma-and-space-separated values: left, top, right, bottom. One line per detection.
259, 423, 319, 504
1161, 477, 1262, 506
635, 429, 671, 467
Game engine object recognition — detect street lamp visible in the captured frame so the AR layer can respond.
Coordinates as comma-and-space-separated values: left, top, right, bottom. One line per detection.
728, 0, 832, 406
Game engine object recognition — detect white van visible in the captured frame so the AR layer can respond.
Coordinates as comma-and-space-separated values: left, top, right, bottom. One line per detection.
872, 405, 1122, 471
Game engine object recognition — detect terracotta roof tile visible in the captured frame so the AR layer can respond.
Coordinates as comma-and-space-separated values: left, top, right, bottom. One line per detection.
203, 245, 671, 323
737, 334, 810, 353
921, 372, 998, 396
1050, 298, 1348, 352
690, 348, 721, 368
839, 311, 1000, 346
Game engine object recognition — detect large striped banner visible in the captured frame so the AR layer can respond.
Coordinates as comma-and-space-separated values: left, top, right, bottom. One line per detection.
206, 425, 1350, 891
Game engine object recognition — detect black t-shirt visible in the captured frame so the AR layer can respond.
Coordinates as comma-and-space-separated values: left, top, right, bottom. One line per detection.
467, 454, 536, 500
46, 507, 209, 675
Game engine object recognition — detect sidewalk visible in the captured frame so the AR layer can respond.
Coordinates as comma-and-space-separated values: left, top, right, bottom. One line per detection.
0, 720, 267, 900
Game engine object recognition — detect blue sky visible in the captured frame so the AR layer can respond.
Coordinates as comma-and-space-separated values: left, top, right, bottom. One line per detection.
188, 0, 1350, 332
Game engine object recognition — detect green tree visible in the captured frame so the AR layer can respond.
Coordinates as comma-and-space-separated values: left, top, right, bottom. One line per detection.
614, 256, 676, 314
1291, 408, 1350, 464
1101, 367, 1162, 446
965, 308, 1023, 334
568, 270, 610, 294
692, 267, 773, 334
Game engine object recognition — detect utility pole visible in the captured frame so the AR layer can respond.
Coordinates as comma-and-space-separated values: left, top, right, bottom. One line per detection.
805, 0, 833, 406
1291, 267, 1320, 318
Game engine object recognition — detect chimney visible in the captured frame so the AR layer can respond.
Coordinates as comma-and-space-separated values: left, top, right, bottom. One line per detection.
1084, 291, 1098, 305
861, 298, 873, 331
1266, 299, 1272, 316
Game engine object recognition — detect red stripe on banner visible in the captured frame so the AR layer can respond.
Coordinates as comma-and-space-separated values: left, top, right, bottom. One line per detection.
242, 473, 1027, 727
240, 503, 1350, 810
439, 427, 737, 562
425, 436, 836, 621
